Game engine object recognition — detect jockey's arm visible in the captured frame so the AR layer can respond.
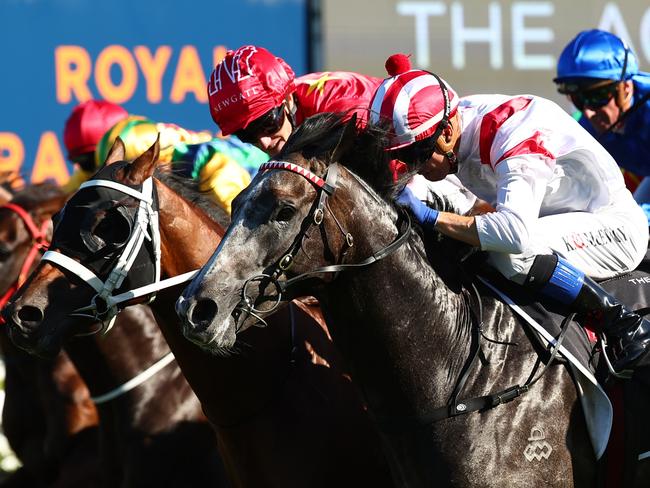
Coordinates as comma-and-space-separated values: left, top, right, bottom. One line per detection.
433, 197, 494, 246
467, 198, 494, 216
434, 212, 481, 247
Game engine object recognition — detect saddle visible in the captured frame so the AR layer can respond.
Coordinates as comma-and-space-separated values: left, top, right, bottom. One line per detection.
473, 250, 650, 485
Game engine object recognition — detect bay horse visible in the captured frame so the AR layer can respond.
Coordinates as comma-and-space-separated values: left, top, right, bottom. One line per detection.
4, 138, 394, 487
0, 184, 228, 487
176, 113, 650, 487
0, 183, 100, 488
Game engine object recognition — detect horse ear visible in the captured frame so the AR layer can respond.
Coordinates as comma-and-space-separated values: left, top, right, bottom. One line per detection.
125, 134, 160, 184
104, 137, 126, 166
329, 113, 358, 163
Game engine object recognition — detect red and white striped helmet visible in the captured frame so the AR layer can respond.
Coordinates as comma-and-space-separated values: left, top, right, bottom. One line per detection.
369, 54, 459, 150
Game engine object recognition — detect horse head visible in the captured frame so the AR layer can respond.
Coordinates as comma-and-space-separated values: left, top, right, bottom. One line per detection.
4, 137, 163, 357
0, 184, 66, 314
176, 113, 415, 354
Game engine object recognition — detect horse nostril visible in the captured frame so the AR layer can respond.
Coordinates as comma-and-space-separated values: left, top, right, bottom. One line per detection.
189, 298, 218, 332
16, 305, 44, 327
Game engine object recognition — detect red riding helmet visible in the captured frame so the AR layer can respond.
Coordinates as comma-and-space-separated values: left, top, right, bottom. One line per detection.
207, 45, 295, 136
369, 54, 460, 150
63, 100, 128, 159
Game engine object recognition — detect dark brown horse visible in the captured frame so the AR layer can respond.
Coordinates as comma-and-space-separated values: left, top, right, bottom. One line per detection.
0, 183, 228, 487
5, 138, 393, 488
174, 114, 650, 487
0, 183, 100, 488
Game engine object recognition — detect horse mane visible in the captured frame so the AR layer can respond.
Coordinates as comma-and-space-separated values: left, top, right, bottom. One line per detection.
280, 112, 473, 287
280, 112, 463, 214
155, 166, 230, 229
11, 182, 64, 208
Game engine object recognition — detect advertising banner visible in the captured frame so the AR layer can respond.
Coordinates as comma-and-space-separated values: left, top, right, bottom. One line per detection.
0, 0, 308, 185
323, 1, 649, 109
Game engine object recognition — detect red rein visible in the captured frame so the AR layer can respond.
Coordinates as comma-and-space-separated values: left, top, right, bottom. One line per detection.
0, 203, 50, 324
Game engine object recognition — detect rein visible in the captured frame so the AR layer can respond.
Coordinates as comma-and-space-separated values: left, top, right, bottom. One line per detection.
0, 203, 50, 323
236, 162, 568, 427
235, 161, 412, 326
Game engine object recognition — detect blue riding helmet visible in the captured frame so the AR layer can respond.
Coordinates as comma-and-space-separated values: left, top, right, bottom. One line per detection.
554, 29, 638, 83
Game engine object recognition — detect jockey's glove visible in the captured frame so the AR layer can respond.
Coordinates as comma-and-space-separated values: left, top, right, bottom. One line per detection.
396, 187, 439, 228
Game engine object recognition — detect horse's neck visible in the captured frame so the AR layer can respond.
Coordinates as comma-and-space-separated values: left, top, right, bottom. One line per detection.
320, 182, 475, 410
152, 180, 290, 427
155, 180, 223, 275
64, 308, 170, 395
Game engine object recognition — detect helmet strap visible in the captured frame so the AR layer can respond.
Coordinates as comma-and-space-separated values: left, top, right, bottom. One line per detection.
435, 113, 459, 173
286, 94, 298, 129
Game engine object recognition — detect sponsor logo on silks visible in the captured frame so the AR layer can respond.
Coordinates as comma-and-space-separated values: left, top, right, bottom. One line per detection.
562, 226, 629, 252
208, 45, 258, 97
523, 427, 553, 462
211, 86, 261, 113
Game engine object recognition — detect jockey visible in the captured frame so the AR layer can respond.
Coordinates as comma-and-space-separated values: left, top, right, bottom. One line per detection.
370, 54, 650, 374
554, 30, 650, 213
207, 45, 488, 214
62, 99, 129, 194
206, 45, 383, 157
64, 104, 263, 214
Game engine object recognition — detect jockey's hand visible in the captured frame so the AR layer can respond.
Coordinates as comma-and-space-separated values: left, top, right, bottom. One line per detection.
396, 187, 439, 228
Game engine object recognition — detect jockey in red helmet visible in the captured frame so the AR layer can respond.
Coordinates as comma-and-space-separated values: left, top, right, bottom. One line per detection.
207, 45, 383, 156
371, 54, 650, 374
62, 101, 263, 214
62, 100, 129, 193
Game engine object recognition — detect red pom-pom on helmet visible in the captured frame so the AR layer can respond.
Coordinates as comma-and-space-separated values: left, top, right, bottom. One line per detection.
385, 53, 412, 76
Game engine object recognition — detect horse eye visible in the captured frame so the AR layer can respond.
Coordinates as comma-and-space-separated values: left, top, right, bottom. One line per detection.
276, 205, 296, 222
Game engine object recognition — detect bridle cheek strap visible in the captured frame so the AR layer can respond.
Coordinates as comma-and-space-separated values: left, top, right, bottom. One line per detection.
0, 203, 51, 324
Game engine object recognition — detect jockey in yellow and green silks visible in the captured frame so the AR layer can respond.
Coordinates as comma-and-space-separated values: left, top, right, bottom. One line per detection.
63, 104, 268, 214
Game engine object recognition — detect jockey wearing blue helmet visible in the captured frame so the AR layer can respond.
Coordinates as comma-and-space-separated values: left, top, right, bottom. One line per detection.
554, 30, 650, 211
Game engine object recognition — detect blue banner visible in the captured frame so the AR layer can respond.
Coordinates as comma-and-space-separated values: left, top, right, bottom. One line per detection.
0, 0, 308, 185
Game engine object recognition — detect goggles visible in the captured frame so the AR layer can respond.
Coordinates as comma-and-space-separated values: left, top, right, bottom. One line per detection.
234, 103, 286, 144
557, 81, 619, 111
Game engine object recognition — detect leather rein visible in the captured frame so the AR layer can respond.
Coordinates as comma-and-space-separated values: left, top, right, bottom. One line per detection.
235, 162, 568, 427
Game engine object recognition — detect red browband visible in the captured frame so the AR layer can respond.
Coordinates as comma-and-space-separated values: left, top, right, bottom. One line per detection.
259, 161, 327, 189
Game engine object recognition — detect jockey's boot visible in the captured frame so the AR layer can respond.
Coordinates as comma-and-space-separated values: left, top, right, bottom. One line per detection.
525, 254, 650, 373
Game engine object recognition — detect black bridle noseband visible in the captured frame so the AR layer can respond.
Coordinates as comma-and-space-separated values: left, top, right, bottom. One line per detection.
236, 161, 412, 328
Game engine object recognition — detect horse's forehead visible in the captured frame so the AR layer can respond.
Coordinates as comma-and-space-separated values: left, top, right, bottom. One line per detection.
253, 163, 315, 199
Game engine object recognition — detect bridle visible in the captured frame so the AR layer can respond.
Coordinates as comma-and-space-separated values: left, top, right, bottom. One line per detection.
0, 203, 51, 323
37, 175, 197, 404
234, 161, 412, 328
41, 177, 197, 335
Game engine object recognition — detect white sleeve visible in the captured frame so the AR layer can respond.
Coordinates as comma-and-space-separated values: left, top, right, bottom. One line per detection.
406, 174, 478, 215
475, 155, 552, 253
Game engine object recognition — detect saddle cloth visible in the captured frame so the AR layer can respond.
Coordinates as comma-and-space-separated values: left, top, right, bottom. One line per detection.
477, 253, 650, 460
